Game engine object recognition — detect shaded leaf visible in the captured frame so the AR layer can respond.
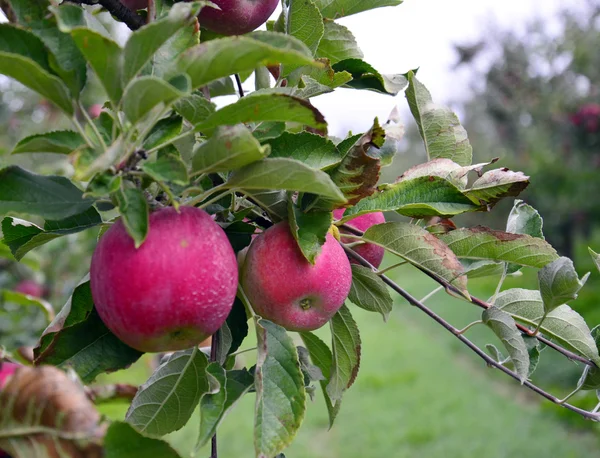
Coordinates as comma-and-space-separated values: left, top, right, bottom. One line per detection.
104, 422, 182, 458
589, 247, 600, 275
507, 199, 544, 239
348, 265, 393, 321
143, 115, 183, 150
332, 58, 407, 95
142, 154, 189, 185
115, 186, 149, 248
538, 257, 589, 313
288, 200, 332, 263
12, 130, 85, 155
174, 94, 216, 125
464, 168, 530, 207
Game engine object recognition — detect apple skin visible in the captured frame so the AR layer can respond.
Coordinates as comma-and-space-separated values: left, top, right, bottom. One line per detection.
121, 0, 148, 11
241, 221, 352, 331
90, 206, 238, 353
333, 209, 386, 268
88, 104, 103, 119
14, 280, 45, 298
0, 362, 19, 389
198, 0, 279, 35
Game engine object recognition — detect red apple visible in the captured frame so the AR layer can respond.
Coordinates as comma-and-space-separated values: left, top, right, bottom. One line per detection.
241, 221, 352, 331
0, 362, 19, 389
333, 209, 386, 268
121, 0, 148, 11
14, 280, 44, 298
88, 104, 103, 119
198, 0, 279, 35
90, 206, 238, 353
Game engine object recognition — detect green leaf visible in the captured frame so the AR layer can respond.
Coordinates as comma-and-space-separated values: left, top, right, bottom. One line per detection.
440, 226, 558, 268
68, 29, 123, 104
11, 131, 85, 155
192, 125, 270, 174
196, 365, 254, 450
538, 257, 589, 313
104, 422, 183, 458
464, 169, 529, 207
317, 22, 363, 64
0, 166, 94, 220
8, 0, 87, 97
288, 200, 332, 263
348, 265, 393, 321
142, 154, 189, 186
314, 0, 402, 19
226, 158, 346, 204
0, 25, 73, 114
151, 17, 201, 79
361, 222, 468, 295
523, 335, 542, 377
299, 332, 340, 427
122, 2, 204, 85
283, 0, 324, 54
244, 190, 288, 222
482, 306, 530, 383
507, 199, 544, 239
178, 32, 316, 89
1, 289, 54, 324
589, 247, 600, 274
405, 71, 472, 166
143, 115, 183, 150
174, 94, 216, 125
86, 173, 122, 199
267, 131, 343, 170
224, 297, 249, 356
123, 76, 190, 124
332, 58, 408, 95
254, 319, 306, 458
126, 348, 210, 437
2, 207, 102, 260
577, 326, 600, 391
345, 176, 480, 219
495, 288, 600, 366
116, 186, 149, 248
327, 304, 361, 402
34, 279, 143, 383
197, 93, 327, 133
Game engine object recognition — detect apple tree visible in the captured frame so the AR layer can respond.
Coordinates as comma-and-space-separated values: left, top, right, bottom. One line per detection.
1, 0, 600, 457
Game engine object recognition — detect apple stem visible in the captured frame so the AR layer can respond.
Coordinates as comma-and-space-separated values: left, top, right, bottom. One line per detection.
234, 74, 245, 98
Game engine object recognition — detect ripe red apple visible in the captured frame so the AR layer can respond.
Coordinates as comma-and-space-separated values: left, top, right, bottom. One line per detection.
88, 104, 103, 119
90, 206, 238, 353
333, 209, 386, 268
241, 221, 352, 331
0, 362, 19, 389
198, 0, 279, 35
121, 0, 148, 11
14, 280, 45, 298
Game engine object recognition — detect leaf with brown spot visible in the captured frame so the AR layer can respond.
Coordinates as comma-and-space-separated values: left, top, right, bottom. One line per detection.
439, 226, 559, 268
464, 168, 530, 208
0, 364, 103, 457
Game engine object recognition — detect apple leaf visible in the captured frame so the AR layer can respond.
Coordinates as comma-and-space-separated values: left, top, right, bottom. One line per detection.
0, 365, 103, 457
243, 189, 289, 222
507, 199, 544, 239
143, 115, 183, 150
1, 207, 102, 260
115, 186, 149, 248
126, 348, 210, 437
361, 222, 469, 295
177, 32, 316, 89
439, 227, 559, 268
104, 422, 183, 458
348, 265, 393, 321
34, 279, 143, 383
299, 331, 341, 428
1, 289, 54, 324
196, 365, 254, 450
589, 247, 600, 274
142, 153, 189, 186
283, 0, 324, 54
332, 58, 408, 95
494, 288, 600, 366
11, 130, 85, 155
482, 306, 530, 383
343, 176, 480, 219
121, 1, 205, 85
174, 94, 216, 125
192, 124, 270, 174
464, 168, 530, 207
538, 257, 589, 313
197, 93, 327, 133
405, 71, 472, 166
313, 0, 402, 19
317, 22, 363, 64
254, 319, 306, 458
576, 326, 600, 391
288, 200, 332, 263
327, 304, 361, 402
122, 75, 190, 124
226, 158, 346, 204
267, 131, 344, 170
0, 25, 74, 114
0, 166, 95, 220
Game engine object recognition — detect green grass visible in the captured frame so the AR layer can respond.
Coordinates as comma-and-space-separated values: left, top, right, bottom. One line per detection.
98, 263, 600, 457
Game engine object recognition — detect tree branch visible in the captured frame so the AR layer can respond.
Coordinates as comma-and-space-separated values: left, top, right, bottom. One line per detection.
340, 223, 596, 368
341, 243, 600, 422
70, 0, 146, 30
0, 0, 16, 23
210, 329, 219, 458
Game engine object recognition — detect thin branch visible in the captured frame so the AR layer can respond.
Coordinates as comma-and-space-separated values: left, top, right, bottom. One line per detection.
234, 74, 245, 98
340, 224, 596, 368
342, 244, 600, 422
210, 328, 220, 458
70, 0, 145, 31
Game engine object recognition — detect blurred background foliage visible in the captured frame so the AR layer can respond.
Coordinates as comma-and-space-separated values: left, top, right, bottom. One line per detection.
2, 2, 600, 456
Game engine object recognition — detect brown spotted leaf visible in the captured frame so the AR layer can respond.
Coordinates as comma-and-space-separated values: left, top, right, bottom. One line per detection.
361, 221, 468, 295
439, 226, 559, 268
0, 364, 103, 457
464, 168, 530, 208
